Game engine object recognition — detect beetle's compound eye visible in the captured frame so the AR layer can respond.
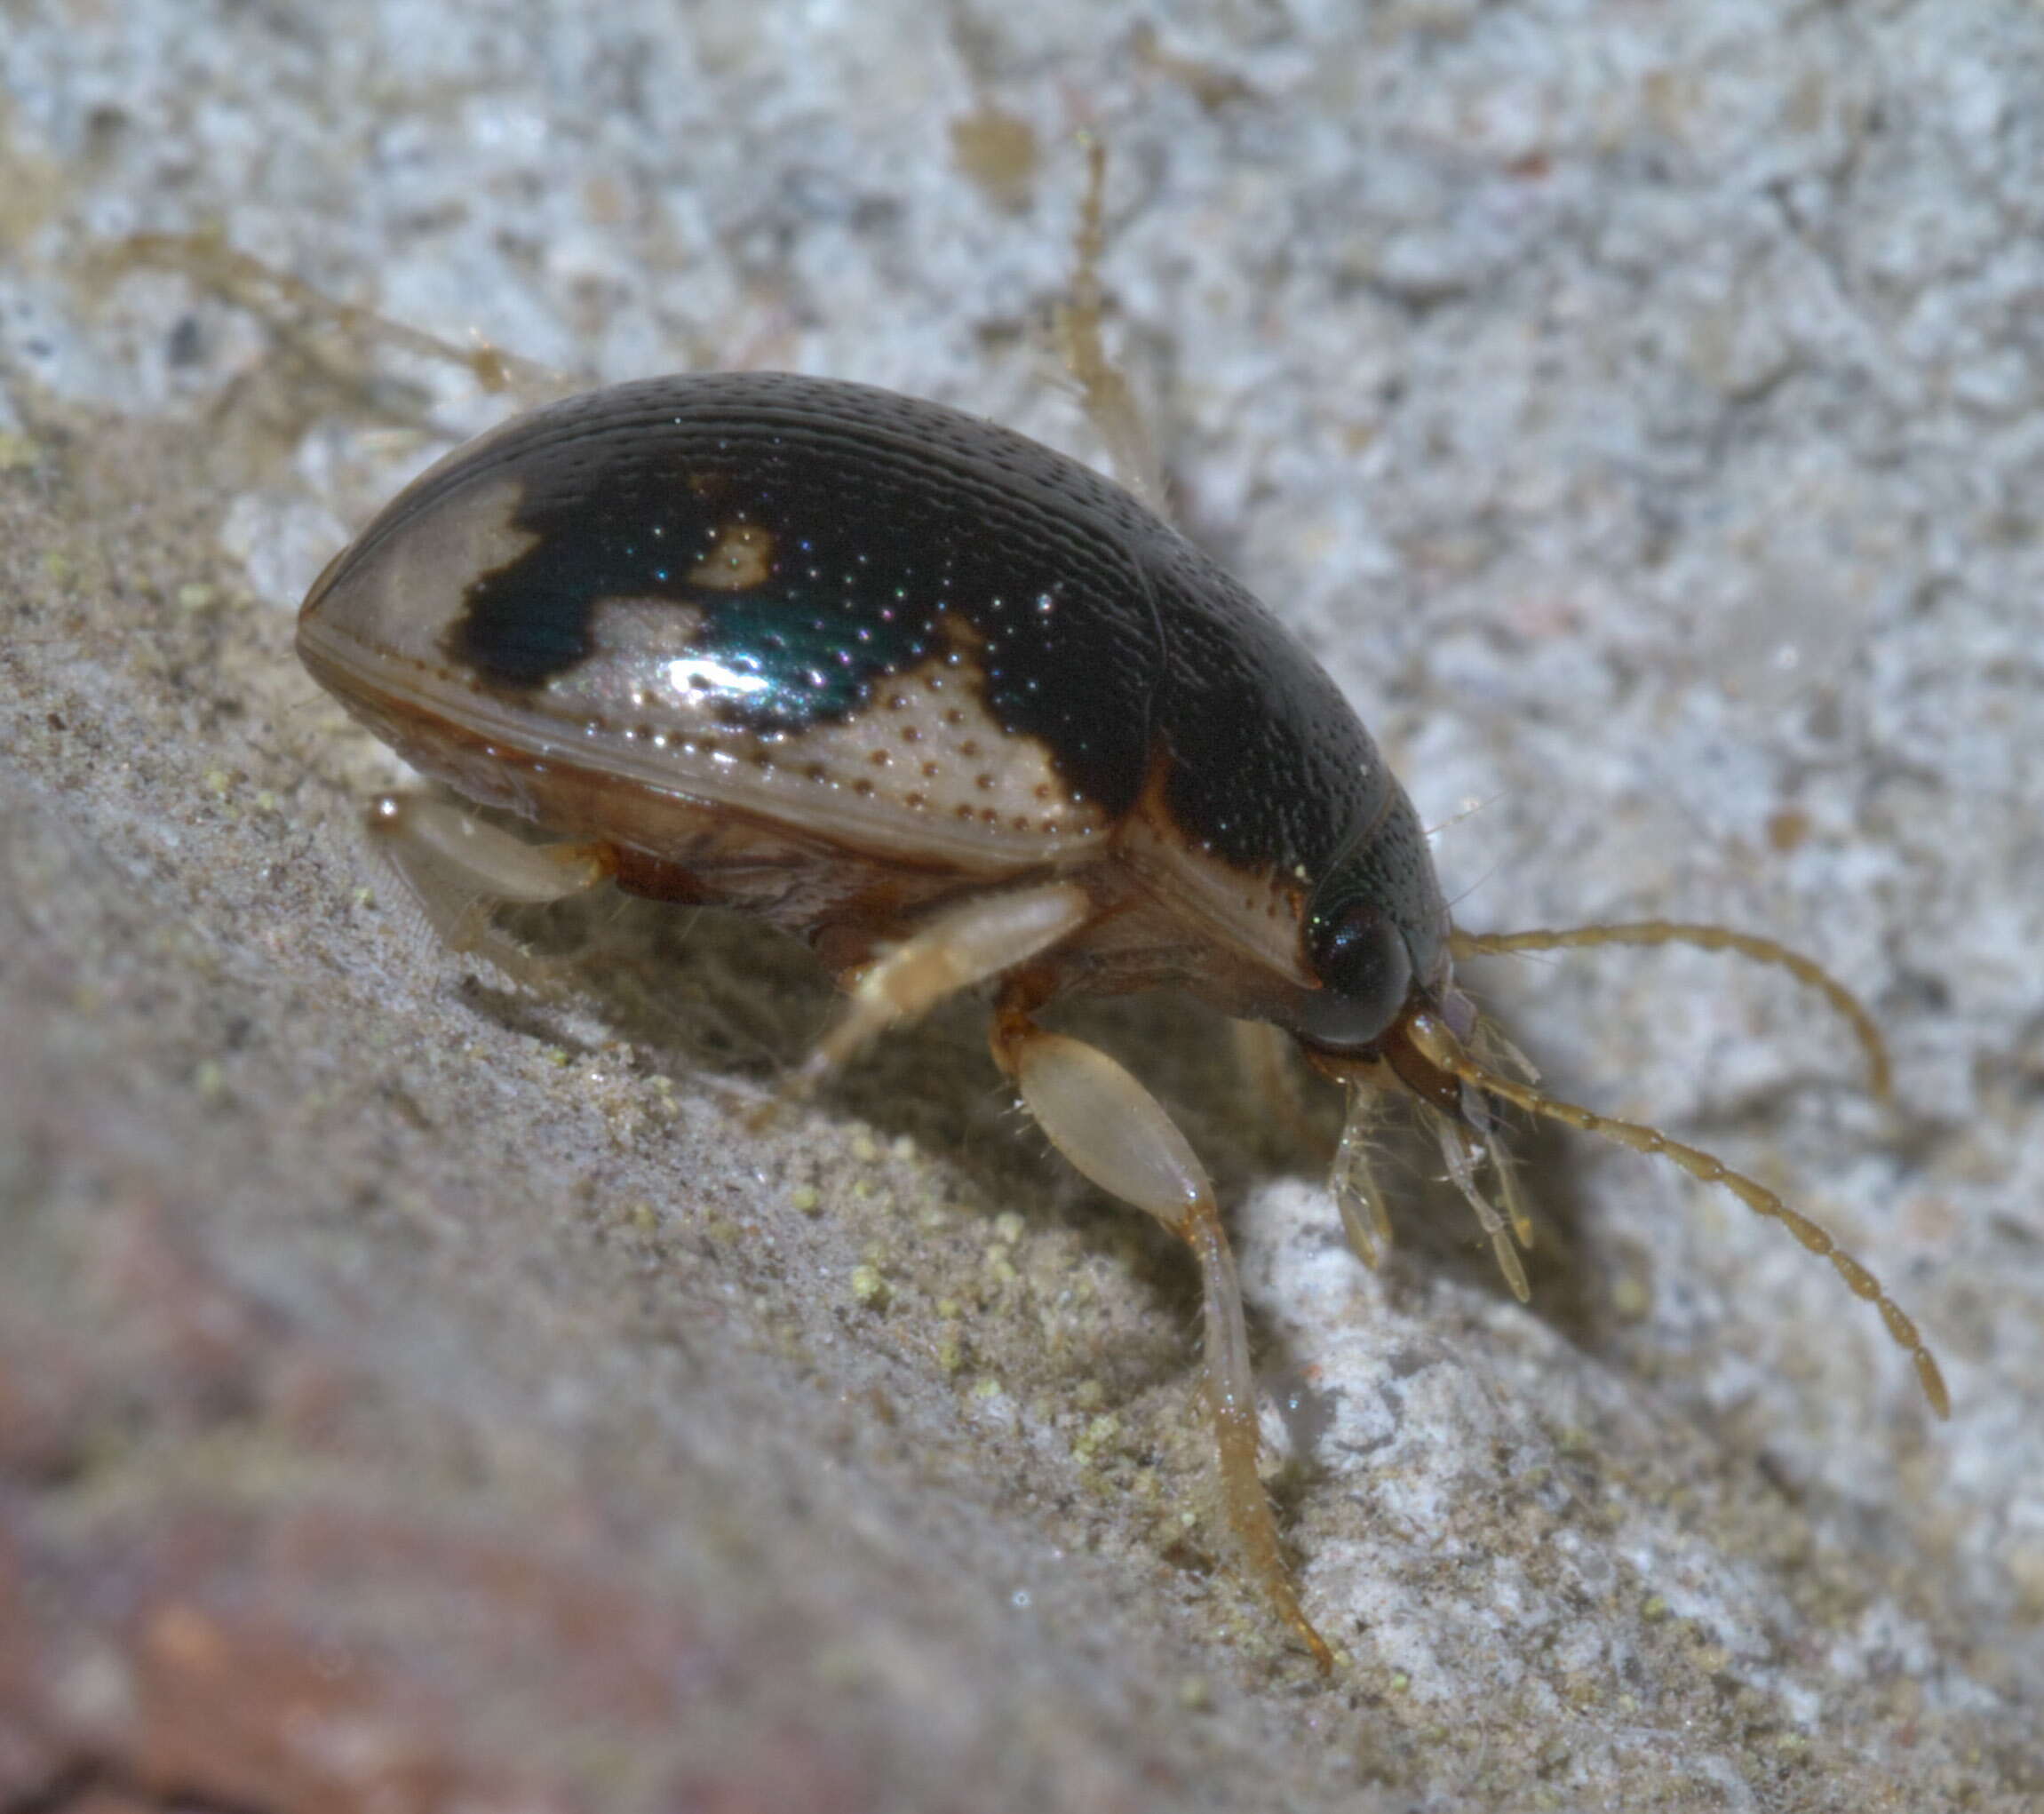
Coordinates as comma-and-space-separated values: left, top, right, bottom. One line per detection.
1301, 898, 1414, 1051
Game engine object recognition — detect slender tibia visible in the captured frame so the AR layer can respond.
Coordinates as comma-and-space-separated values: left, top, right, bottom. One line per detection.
991, 988, 1334, 1673
1404, 1014, 1950, 1417
1451, 921, 1892, 1102
111, 233, 560, 397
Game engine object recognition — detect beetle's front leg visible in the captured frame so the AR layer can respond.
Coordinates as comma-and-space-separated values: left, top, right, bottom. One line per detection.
990, 977, 1334, 1675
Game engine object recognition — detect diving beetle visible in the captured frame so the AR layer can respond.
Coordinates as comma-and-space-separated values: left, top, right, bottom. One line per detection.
298, 361, 1947, 1675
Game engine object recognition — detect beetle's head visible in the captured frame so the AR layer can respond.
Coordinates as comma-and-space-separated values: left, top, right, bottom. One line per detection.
1289, 792, 1476, 1119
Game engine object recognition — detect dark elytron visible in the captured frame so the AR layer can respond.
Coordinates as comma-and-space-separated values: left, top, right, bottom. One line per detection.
401, 375, 1424, 925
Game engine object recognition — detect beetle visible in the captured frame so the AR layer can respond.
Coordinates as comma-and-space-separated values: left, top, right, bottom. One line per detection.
298, 362, 1947, 1674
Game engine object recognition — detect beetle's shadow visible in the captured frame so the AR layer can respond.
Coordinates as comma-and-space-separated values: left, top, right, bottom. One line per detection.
457, 887, 1627, 1394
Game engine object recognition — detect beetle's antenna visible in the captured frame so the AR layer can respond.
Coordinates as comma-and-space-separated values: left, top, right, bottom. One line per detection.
1403, 1012, 1950, 1418
1451, 920, 1892, 1102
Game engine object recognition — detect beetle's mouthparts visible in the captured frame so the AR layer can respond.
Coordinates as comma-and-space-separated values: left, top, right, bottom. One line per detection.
1402, 1008, 1952, 1418
1376, 1006, 1468, 1117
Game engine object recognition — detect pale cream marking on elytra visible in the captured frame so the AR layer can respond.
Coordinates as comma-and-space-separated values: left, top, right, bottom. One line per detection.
298, 472, 538, 695
688, 521, 775, 592
327, 589, 1112, 871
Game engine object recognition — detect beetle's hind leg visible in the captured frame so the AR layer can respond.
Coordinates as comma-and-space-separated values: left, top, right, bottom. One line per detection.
990, 977, 1334, 1675
365, 792, 616, 985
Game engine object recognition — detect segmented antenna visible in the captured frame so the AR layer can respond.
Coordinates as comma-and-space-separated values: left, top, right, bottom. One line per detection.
1403, 1012, 1950, 1418
1056, 133, 1169, 513
1451, 921, 1891, 1102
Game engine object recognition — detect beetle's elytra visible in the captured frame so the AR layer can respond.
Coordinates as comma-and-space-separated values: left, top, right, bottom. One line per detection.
299, 371, 1445, 1038
301, 365, 1946, 1675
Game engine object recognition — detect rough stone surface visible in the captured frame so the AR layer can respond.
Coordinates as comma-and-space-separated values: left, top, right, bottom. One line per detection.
3, 4, 2040, 1810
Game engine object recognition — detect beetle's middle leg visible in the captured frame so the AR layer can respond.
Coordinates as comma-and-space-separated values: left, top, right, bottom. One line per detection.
768, 881, 1097, 1113
990, 975, 1335, 1674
